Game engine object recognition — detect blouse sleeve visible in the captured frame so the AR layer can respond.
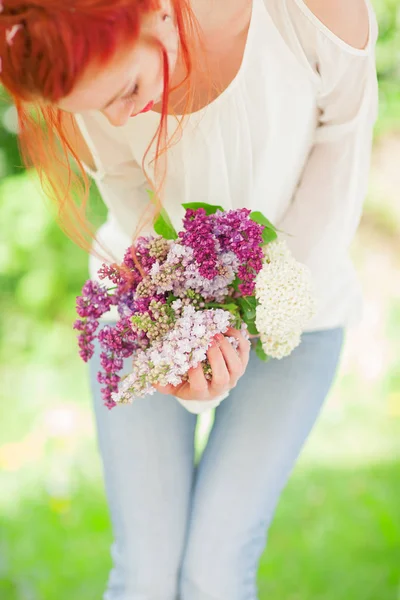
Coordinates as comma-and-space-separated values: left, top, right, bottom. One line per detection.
75, 112, 225, 415
275, 0, 379, 305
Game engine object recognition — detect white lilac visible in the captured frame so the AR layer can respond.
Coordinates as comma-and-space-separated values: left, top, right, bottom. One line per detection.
255, 240, 317, 359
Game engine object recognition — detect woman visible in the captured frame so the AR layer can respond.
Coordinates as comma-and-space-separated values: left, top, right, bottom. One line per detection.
0, 0, 378, 598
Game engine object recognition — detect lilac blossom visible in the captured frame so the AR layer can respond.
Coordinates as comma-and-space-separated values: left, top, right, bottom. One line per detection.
212, 208, 264, 295
76, 280, 113, 320
73, 317, 99, 362
179, 209, 219, 279
111, 306, 235, 404
150, 243, 238, 302
74, 205, 291, 410
183, 251, 238, 301
96, 318, 144, 409
74, 280, 114, 363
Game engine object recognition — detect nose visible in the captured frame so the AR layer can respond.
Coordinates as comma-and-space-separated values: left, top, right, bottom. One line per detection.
101, 107, 132, 128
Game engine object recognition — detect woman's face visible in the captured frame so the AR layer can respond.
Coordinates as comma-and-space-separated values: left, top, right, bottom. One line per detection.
57, 1, 179, 127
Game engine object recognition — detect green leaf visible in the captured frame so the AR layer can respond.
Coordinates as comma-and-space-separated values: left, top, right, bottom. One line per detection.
246, 320, 259, 336
221, 303, 239, 313
153, 209, 178, 240
234, 296, 259, 335
255, 338, 271, 362
205, 302, 239, 315
166, 293, 178, 305
182, 202, 224, 215
250, 211, 277, 231
261, 227, 278, 244
236, 296, 257, 321
231, 276, 241, 292
145, 189, 178, 240
250, 211, 278, 244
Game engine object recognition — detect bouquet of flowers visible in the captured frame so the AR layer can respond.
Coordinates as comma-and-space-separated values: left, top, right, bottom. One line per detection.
74, 201, 316, 409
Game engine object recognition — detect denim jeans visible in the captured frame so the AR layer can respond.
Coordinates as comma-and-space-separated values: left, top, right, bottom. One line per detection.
88, 325, 345, 600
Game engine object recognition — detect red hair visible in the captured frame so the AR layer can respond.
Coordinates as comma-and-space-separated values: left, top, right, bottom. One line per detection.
0, 0, 211, 269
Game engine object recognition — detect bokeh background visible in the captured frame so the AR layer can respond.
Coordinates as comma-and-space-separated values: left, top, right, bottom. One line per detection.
1, 2, 399, 599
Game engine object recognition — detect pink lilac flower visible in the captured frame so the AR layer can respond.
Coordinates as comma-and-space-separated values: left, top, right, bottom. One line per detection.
74, 280, 114, 362
150, 243, 237, 302
212, 209, 264, 295
75, 206, 265, 409
135, 236, 157, 273
96, 319, 144, 409
183, 250, 238, 301
179, 209, 219, 279
73, 318, 99, 362
98, 263, 127, 286
76, 280, 113, 319
109, 246, 144, 293
111, 306, 235, 404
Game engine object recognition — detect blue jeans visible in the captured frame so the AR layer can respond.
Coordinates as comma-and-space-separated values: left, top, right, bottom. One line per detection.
89, 325, 345, 600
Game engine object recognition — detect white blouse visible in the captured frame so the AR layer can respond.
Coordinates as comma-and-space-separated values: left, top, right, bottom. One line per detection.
75, 0, 379, 414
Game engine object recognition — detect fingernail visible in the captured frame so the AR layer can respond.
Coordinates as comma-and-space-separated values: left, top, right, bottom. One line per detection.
216, 333, 224, 341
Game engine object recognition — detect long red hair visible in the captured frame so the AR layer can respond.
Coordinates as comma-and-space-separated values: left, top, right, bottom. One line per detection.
0, 0, 209, 269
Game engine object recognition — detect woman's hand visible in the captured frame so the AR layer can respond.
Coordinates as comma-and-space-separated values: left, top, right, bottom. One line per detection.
154, 327, 251, 402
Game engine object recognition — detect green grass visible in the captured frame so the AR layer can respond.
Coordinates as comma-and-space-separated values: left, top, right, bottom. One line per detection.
1, 340, 399, 600
1, 454, 399, 599
258, 462, 400, 600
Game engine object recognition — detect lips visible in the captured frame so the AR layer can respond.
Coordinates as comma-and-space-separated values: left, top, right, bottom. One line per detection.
141, 101, 154, 113
131, 101, 154, 117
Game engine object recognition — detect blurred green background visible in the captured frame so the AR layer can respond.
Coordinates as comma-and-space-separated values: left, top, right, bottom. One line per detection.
1, 2, 400, 599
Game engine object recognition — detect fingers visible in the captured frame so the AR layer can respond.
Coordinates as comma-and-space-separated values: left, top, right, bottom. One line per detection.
206, 341, 231, 395
154, 326, 251, 402
187, 364, 209, 398
225, 327, 251, 368
153, 383, 178, 395
214, 333, 243, 382
155, 371, 205, 402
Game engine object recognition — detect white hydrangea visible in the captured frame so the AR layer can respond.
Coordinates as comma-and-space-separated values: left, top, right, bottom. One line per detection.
255, 240, 317, 359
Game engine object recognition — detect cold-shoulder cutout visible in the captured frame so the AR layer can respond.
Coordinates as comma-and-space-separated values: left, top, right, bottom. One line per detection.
292, 0, 375, 54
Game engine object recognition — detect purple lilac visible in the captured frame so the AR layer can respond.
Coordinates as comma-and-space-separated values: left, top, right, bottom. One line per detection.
76, 280, 113, 319
73, 318, 99, 362
98, 263, 126, 286
212, 209, 264, 295
76, 206, 266, 410
183, 251, 238, 301
74, 279, 114, 363
97, 352, 122, 410
135, 236, 157, 273
179, 209, 219, 279
98, 321, 138, 359
96, 320, 143, 409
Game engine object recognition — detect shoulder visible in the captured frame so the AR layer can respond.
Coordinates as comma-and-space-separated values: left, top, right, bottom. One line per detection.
262, 0, 379, 114
301, 0, 370, 51
263, 0, 378, 57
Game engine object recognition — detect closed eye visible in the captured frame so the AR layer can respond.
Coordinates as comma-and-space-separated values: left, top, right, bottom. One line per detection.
121, 83, 139, 104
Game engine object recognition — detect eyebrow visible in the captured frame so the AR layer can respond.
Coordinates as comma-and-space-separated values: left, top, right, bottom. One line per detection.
102, 80, 131, 110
